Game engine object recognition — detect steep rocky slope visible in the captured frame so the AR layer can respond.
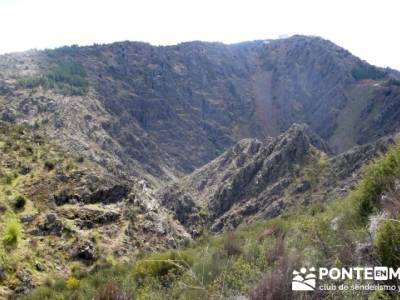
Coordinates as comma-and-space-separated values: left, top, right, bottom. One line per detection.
159, 124, 395, 233
1, 36, 399, 182
0, 123, 189, 297
23, 137, 400, 300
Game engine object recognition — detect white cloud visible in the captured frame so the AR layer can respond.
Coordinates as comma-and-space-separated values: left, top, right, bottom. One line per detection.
0, 0, 399, 69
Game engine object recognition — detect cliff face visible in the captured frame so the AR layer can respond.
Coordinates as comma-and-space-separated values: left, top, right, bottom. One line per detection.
0, 35, 399, 183
158, 124, 395, 233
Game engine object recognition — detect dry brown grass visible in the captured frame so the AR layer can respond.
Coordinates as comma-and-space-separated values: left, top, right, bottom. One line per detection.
95, 280, 134, 300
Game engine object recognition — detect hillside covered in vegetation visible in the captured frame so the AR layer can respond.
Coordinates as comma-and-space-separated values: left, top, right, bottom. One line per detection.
0, 123, 189, 298
23, 139, 400, 299
1, 35, 400, 299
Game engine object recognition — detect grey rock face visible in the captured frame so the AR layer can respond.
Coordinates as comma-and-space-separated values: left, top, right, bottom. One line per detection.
75, 210, 121, 229
53, 193, 82, 206
330, 136, 394, 180
159, 124, 328, 232
34, 213, 64, 236
159, 124, 393, 233
84, 185, 129, 204
1, 36, 399, 183
20, 213, 36, 224
53, 185, 129, 206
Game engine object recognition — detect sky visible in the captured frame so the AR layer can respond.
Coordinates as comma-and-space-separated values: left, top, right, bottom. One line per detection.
0, 0, 399, 70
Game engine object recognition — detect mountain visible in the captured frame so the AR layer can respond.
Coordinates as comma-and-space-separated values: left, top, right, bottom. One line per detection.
1, 35, 400, 183
159, 124, 394, 233
1, 35, 400, 298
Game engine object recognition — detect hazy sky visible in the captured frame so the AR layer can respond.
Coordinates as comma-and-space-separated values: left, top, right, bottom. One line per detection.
1, 0, 399, 70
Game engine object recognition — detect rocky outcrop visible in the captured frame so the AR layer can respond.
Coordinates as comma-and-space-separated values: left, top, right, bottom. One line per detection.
330, 135, 395, 180
58, 206, 121, 229
53, 193, 81, 206
70, 239, 97, 261
14, 271, 34, 294
84, 185, 129, 204
159, 124, 394, 233
53, 185, 129, 206
32, 213, 64, 236
159, 124, 327, 232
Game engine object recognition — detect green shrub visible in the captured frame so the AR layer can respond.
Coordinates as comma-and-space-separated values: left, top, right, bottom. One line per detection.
242, 240, 264, 266
19, 286, 62, 300
375, 220, 400, 267
223, 257, 255, 294
223, 232, 242, 256
369, 290, 392, 300
13, 195, 26, 210
44, 160, 55, 171
66, 276, 80, 289
133, 250, 194, 284
191, 250, 228, 285
249, 254, 294, 300
265, 235, 285, 264
3, 172, 17, 185
2, 218, 22, 246
350, 144, 400, 221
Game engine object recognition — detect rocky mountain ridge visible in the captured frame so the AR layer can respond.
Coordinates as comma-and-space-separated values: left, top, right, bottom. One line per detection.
0, 35, 400, 298
159, 124, 395, 233
1, 35, 400, 183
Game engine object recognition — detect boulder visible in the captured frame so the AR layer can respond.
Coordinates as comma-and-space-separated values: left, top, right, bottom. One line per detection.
53, 193, 82, 206
34, 213, 63, 236
70, 240, 97, 261
84, 185, 129, 204
19, 165, 31, 175
14, 270, 34, 294
20, 213, 36, 224
35, 262, 46, 272
294, 180, 311, 193
75, 210, 121, 229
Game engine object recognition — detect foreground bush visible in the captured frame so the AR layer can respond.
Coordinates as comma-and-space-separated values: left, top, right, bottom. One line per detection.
223, 232, 242, 256
95, 280, 134, 300
133, 250, 195, 284
249, 254, 294, 300
2, 218, 22, 247
13, 195, 26, 210
375, 220, 400, 267
349, 144, 400, 220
